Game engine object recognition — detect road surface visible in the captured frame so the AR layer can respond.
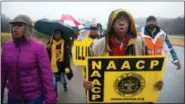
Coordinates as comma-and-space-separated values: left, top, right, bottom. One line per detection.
3, 46, 184, 103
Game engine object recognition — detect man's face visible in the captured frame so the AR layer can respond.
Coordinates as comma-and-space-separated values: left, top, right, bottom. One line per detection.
89, 29, 98, 39
113, 16, 129, 37
77, 31, 80, 37
83, 30, 90, 35
12, 22, 25, 40
147, 20, 157, 29
54, 31, 62, 41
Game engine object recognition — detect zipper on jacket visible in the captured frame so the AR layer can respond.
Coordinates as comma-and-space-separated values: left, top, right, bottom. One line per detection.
15, 41, 24, 102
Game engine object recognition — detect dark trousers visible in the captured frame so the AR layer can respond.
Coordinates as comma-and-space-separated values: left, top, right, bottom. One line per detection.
8, 95, 44, 104
53, 72, 67, 97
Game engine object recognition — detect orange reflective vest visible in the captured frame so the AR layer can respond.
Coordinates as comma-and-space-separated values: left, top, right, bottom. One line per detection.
139, 29, 166, 55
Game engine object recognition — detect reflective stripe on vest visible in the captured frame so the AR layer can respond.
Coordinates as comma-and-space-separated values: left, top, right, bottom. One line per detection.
143, 35, 164, 55
148, 49, 162, 55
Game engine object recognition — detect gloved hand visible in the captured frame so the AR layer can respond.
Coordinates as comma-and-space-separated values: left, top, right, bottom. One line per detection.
172, 60, 181, 70
154, 80, 163, 91
65, 67, 70, 74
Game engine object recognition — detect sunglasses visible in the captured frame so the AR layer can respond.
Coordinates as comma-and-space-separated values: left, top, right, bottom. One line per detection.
12, 23, 25, 27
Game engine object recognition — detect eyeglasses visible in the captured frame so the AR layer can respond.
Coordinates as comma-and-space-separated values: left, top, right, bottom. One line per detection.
115, 19, 129, 24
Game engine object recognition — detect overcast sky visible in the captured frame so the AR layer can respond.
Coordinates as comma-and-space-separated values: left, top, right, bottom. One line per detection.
2, 2, 184, 25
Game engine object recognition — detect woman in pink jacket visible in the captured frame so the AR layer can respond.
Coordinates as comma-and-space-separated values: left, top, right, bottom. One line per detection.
1, 15, 57, 104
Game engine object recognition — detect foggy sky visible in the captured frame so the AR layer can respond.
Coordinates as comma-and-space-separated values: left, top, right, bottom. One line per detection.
2, 2, 184, 24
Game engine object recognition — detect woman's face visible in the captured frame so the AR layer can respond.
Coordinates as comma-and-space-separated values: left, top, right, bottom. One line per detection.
12, 22, 25, 40
113, 16, 129, 37
54, 31, 62, 41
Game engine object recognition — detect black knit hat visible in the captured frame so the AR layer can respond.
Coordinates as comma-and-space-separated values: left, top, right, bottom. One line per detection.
146, 15, 157, 22
90, 25, 98, 30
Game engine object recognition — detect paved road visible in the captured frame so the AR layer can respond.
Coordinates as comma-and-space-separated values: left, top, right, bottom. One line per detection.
158, 46, 184, 103
3, 46, 184, 103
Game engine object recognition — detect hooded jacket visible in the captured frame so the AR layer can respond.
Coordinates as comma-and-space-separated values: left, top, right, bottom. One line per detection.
1, 15, 56, 103
47, 30, 73, 80
90, 9, 148, 56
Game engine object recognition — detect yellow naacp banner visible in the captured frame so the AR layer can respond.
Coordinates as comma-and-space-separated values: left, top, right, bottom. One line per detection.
86, 56, 166, 103
72, 38, 93, 66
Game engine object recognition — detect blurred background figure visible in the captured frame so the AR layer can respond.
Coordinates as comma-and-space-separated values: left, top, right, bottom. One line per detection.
97, 23, 104, 39
73, 27, 80, 40
47, 29, 73, 96
140, 15, 181, 70
77, 27, 90, 41
89, 24, 99, 40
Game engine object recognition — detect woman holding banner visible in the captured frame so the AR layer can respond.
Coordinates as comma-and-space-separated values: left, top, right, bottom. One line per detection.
83, 9, 163, 103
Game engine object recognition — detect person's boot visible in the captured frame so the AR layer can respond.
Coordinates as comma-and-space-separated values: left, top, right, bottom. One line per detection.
64, 84, 68, 92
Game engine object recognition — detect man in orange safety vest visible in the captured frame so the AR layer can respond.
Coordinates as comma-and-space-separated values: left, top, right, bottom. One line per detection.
139, 15, 181, 70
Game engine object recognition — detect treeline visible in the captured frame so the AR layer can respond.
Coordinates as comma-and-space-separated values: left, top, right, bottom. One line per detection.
1, 14, 184, 35
135, 17, 184, 35
1, 14, 11, 33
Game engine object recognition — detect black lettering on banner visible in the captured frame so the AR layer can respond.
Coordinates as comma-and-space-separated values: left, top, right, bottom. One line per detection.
88, 59, 104, 102
76, 46, 78, 60
84, 47, 86, 58
76, 46, 88, 61
88, 58, 164, 72
86, 47, 88, 57
77, 46, 82, 60
82, 46, 84, 60
87, 57, 165, 102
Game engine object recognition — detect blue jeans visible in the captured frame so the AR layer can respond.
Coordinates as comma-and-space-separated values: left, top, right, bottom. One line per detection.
8, 95, 44, 104
60, 72, 67, 86
53, 72, 67, 97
